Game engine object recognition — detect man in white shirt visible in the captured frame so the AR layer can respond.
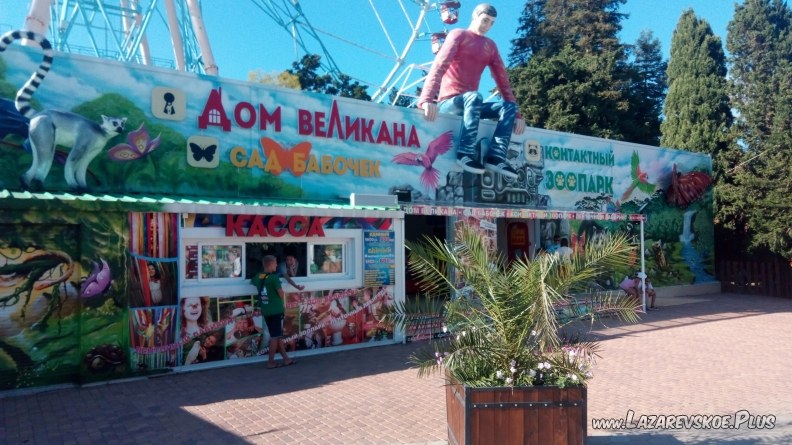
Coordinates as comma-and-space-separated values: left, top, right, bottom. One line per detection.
556, 238, 573, 261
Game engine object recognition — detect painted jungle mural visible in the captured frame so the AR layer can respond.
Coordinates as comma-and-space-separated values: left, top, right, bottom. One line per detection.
0, 30, 716, 390
538, 152, 716, 287
0, 210, 129, 390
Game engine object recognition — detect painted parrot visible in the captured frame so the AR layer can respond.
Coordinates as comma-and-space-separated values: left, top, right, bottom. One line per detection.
391, 130, 453, 191
620, 151, 656, 202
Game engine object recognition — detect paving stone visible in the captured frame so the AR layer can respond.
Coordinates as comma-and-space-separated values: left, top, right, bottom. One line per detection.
2, 292, 792, 444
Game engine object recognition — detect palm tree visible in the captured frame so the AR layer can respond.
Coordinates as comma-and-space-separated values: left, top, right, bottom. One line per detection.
386, 223, 641, 388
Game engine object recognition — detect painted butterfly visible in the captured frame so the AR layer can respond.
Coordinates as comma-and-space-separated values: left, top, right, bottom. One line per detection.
108, 123, 160, 162
260, 137, 312, 176
190, 143, 217, 162
665, 164, 712, 208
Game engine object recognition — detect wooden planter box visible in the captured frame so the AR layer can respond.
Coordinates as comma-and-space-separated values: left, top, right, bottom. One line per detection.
446, 380, 587, 445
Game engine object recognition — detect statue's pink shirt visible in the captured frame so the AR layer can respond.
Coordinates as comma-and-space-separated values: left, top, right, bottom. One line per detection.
418, 28, 520, 117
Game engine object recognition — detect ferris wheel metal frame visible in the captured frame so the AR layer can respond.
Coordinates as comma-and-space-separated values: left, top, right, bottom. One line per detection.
17, 0, 463, 106
21, 0, 217, 74
332, 0, 463, 105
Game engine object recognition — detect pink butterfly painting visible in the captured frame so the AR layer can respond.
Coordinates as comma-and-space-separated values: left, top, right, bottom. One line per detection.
108, 123, 160, 161
391, 130, 453, 190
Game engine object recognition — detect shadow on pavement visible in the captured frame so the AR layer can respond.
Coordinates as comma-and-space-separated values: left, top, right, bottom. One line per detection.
1, 342, 425, 445
585, 292, 792, 341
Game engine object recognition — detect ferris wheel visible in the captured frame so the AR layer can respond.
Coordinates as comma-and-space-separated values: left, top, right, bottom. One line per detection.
356, 0, 462, 105
14, 0, 465, 105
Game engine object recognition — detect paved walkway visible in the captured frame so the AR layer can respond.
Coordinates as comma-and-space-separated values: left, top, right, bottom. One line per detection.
2, 292, 791, 444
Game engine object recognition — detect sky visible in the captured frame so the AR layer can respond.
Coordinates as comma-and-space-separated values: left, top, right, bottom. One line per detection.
0, 1, 738, 96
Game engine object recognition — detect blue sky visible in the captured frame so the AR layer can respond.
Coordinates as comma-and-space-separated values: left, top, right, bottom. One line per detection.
1, 1, 737, 95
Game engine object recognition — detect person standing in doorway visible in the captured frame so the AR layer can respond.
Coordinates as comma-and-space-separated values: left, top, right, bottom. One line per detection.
252, 255, 296, 369
546, 235, 561, 254
556, 238, 574, 262
417, 3, 526, 178
147, 263, 164, 305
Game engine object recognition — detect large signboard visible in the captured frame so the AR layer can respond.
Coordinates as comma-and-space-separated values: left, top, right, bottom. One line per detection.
1, 41, 717, 284
1, 43, 712, 214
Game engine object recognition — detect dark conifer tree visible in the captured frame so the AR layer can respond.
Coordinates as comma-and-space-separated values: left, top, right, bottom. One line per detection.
623, 30, 667, 145
508, 0, 630, 139
286, 54, 370, 100
660, 10, 731, 155
725, 0, 792, 259
509, 0, 547, 66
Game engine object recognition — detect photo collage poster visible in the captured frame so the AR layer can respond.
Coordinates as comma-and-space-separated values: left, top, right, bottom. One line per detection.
128, 213, 180, 370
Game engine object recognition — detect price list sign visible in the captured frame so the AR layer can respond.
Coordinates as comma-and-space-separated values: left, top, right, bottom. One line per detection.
363, 230, 395, 286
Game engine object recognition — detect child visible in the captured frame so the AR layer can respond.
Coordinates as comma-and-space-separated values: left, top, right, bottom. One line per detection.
641, 277, 658, 310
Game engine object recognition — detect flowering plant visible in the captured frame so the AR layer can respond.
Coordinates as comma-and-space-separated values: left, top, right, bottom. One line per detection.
385, 223, 640, 388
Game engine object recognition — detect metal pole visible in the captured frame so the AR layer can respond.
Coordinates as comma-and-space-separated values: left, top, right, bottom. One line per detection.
640, 218, 646, 312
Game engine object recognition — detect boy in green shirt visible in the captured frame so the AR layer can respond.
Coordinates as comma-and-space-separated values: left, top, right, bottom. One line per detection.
252, 255, 296, 369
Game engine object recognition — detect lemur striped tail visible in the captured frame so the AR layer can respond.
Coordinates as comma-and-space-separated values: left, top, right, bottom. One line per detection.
0, 30, 54, 119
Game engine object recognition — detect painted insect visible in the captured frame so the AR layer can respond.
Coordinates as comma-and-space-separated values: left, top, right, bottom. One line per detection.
259, 137, 312, 176
665, 164, 712, 208
107, 123, 161, 161
190, 142, 217, 162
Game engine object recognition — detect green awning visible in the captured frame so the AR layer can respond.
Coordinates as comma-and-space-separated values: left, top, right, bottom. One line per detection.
0, 189, 403, 218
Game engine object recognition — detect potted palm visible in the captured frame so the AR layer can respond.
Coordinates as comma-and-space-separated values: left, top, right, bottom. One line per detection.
386, 223, 641, 445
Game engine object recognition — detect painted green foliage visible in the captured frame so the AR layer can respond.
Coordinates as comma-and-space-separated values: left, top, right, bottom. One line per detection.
567, 173, 715, 288
0, 208, 129, 389
0, 62, 302, 198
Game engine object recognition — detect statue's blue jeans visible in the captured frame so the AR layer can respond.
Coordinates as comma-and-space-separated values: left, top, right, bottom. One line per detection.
438, 91, 517, 162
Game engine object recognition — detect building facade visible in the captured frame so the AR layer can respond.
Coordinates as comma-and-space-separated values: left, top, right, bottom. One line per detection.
0, 40, 714, 390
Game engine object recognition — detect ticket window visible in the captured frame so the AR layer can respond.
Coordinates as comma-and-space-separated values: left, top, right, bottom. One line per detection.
181, 226, 362, 296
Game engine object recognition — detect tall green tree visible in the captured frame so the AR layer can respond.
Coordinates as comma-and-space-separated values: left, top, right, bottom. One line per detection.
510, 47, 629, 139
725, 0, 792, 259
509, 0, 547, 66
510, 0, 626, 64
540, 0, 627, 55
661, 10, 731, 155
286, 54, 371, 101
622, 30, 667, 145
508, 0, 631, 139
659, 10, 737, 260
249, 54, 370, 101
